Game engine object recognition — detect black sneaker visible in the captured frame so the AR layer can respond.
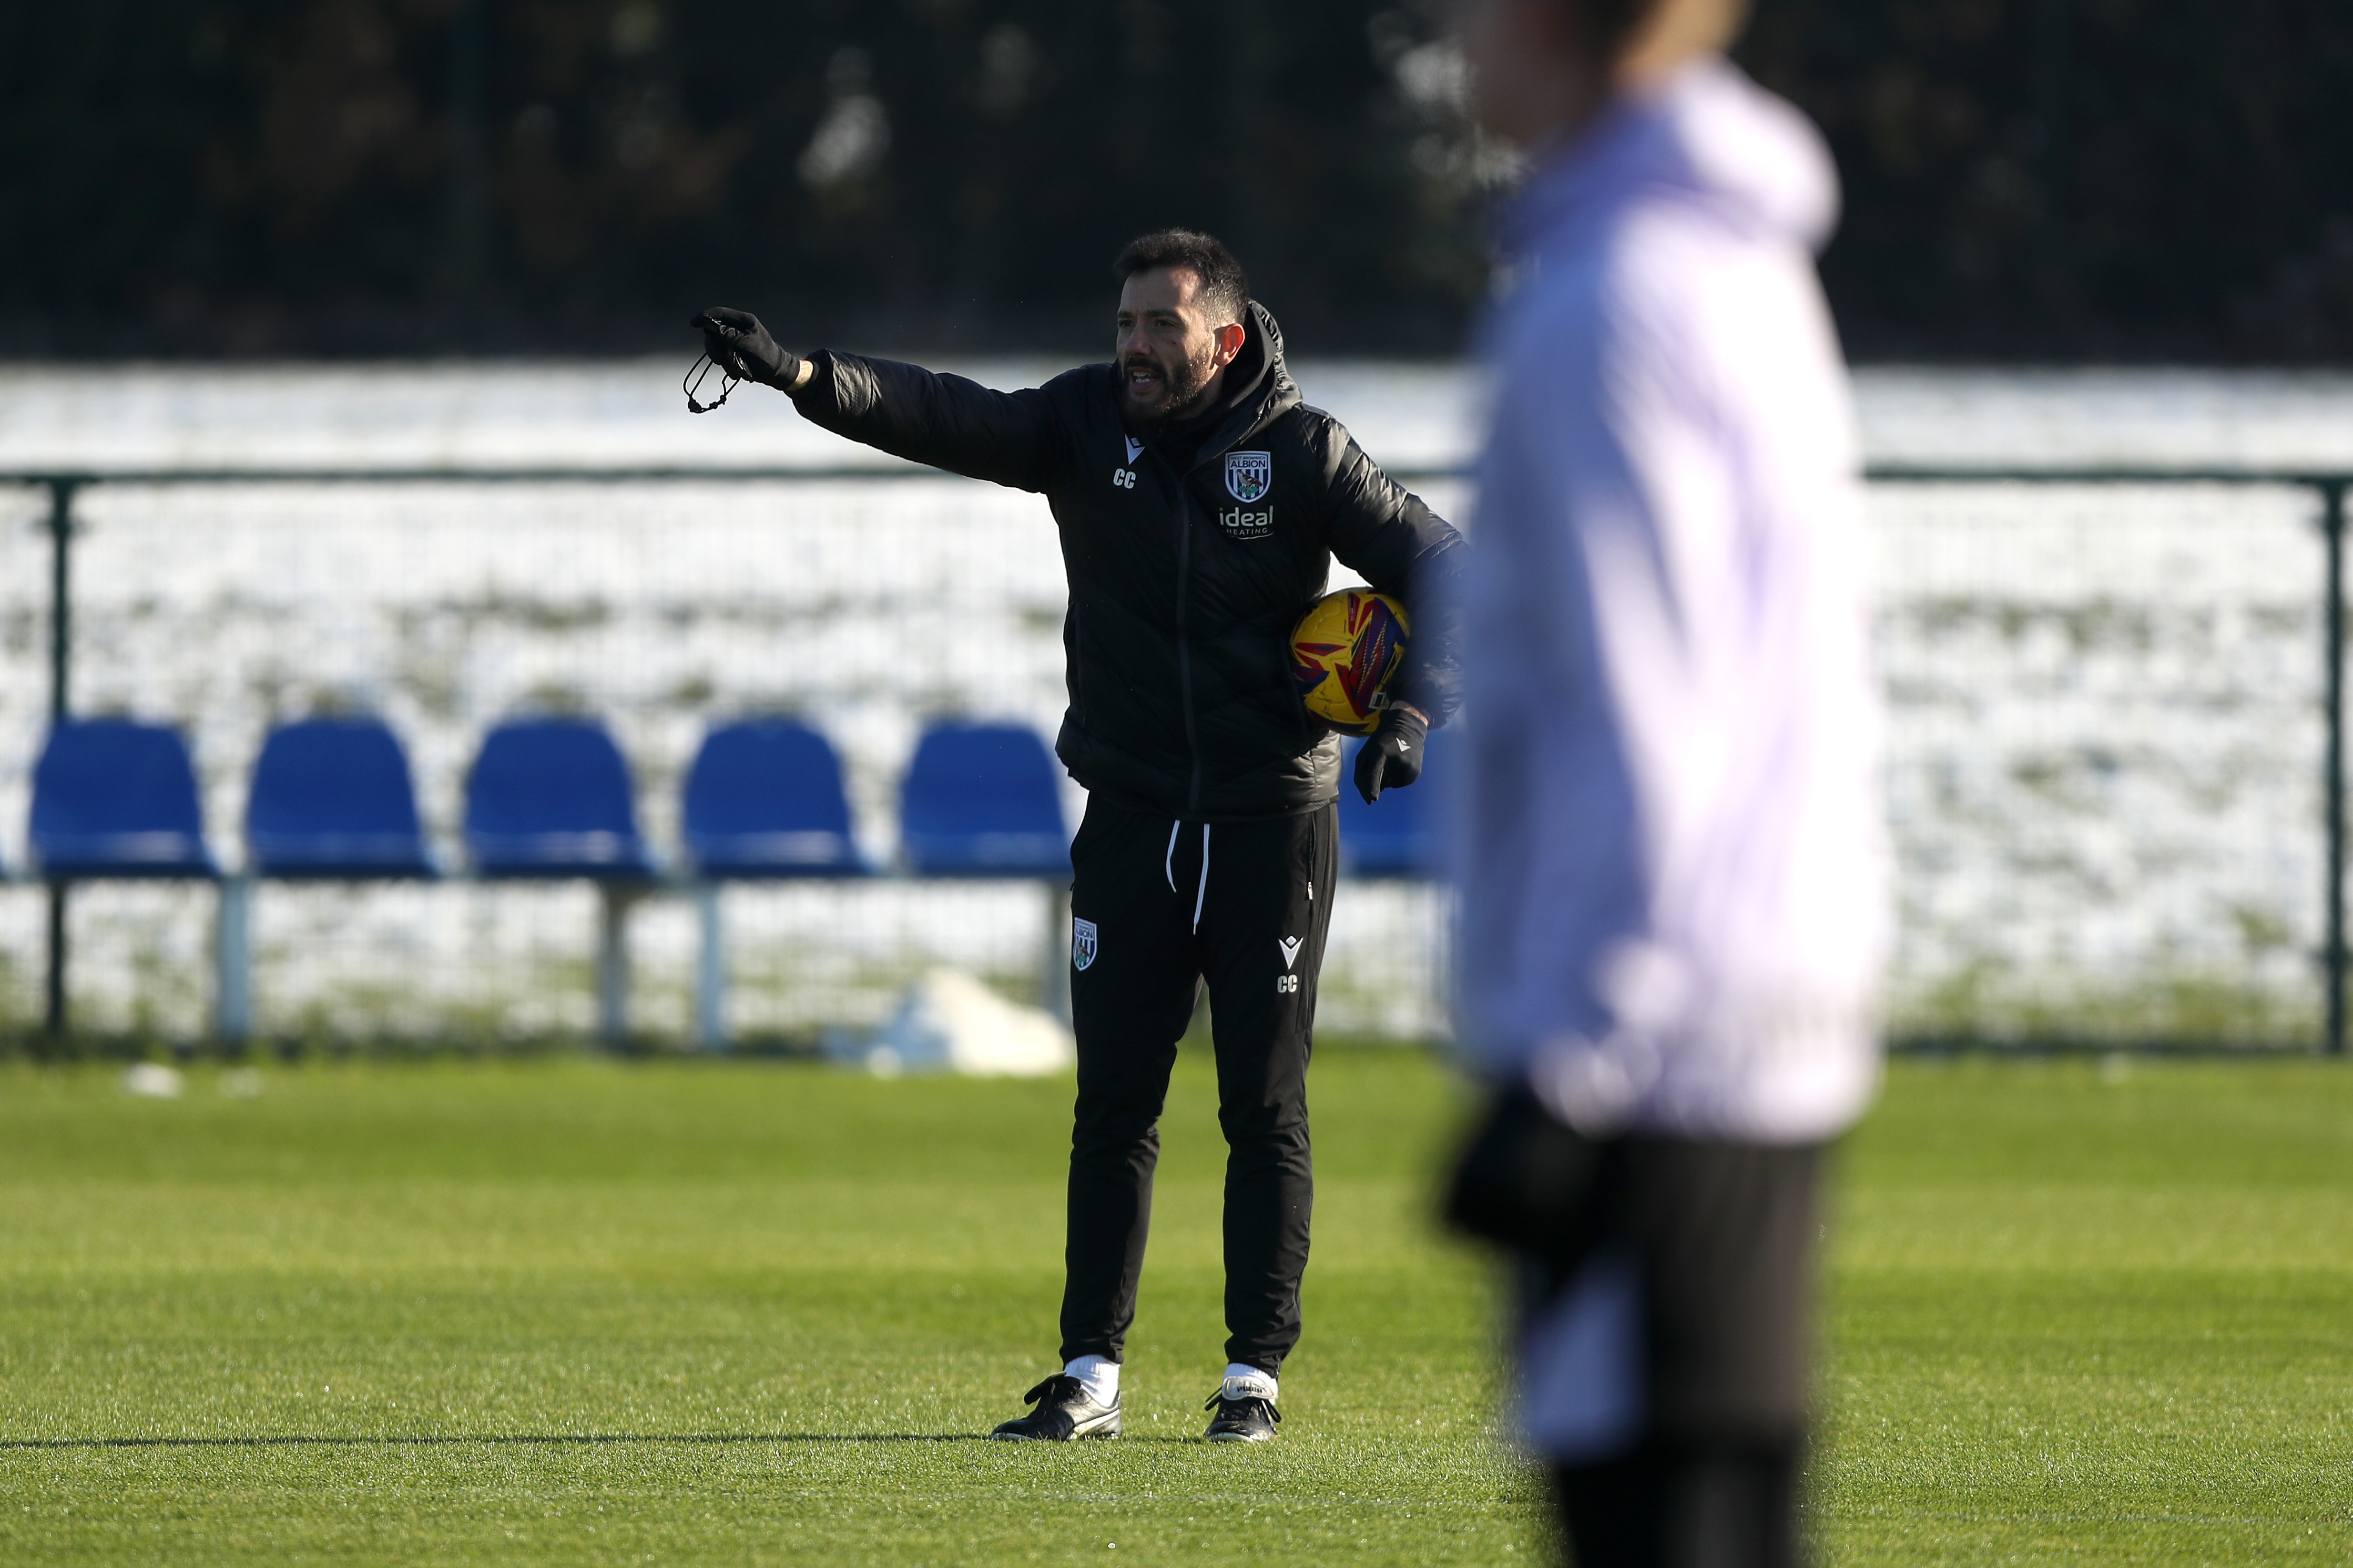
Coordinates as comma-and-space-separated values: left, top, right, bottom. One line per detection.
989, 1375, 1122, 1441
1202, 1387, 1281, 1443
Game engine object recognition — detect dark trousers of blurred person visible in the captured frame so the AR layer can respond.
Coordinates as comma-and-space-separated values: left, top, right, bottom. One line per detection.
1522, 1140, 1822, 1568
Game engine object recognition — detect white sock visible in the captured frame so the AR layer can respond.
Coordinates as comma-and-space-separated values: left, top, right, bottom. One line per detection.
1064, 1355, 1119, 1405
1221, 1362, 1277, 1401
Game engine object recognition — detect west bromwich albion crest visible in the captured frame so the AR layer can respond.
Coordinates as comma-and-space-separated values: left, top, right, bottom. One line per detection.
1072, 916, 1098, 972
1225, 450, 1272, 503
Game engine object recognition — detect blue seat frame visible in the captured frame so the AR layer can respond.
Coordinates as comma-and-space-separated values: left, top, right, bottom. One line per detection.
1337, 733, 1447, 878
246, 717, 435, 879
464, 718, 655, 879
683, 720, 864, 878
899, 722, 1071, 879
30, 718, 215, 879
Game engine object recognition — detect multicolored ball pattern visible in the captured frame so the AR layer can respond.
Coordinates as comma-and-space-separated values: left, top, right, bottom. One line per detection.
1289, 589, 1411, 736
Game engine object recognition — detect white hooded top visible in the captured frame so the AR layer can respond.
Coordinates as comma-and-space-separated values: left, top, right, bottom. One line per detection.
1451, 59, 1888, 1143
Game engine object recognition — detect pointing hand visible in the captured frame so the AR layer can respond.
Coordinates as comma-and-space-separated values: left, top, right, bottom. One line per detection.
691, 307, 804, 390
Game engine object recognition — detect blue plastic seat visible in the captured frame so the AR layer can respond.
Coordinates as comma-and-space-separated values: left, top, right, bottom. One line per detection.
464, 718, 655, 879
1338, 731, 1448, 878
899, 722, 1071, 878
30, 718, 215, 879
683, 720, 864, 878
246, 718, 435, 879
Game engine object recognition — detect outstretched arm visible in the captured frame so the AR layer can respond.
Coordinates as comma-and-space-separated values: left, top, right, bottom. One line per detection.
695, 308, 1056, 493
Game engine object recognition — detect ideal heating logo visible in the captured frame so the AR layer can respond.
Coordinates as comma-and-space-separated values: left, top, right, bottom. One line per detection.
1218, 506, 1274, 540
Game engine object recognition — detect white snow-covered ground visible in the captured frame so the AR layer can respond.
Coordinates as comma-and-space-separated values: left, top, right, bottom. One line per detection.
0, 360, 2348, 1044
11, 360, 2353, 473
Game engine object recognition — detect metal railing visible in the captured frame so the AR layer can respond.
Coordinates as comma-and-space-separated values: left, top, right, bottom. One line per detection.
1867, 467, 2350, 1053
8, 463, 2350, 1052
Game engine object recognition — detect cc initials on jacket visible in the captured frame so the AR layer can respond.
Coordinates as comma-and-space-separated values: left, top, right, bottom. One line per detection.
787, 301, 1465, 822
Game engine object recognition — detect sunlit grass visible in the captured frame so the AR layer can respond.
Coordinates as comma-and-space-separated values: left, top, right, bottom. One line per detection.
2, 1049, 2350, 1564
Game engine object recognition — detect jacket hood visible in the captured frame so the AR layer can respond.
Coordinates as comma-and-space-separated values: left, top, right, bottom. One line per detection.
1503, 58, 1840, 260
1215, 300, 1303, 449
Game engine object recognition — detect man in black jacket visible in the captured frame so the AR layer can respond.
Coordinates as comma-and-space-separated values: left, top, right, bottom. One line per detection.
697, 229, 1462, 1443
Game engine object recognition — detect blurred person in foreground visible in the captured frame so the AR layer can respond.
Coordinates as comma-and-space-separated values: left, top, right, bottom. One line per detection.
1438, 0, 1885, 1563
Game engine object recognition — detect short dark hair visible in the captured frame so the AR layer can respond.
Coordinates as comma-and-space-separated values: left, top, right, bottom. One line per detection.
1570, 0, 1665, 58
1113, 230, 1250, 328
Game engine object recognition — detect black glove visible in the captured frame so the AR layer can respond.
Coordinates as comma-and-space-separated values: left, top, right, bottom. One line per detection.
1352, 702, 1427, 804
691, 307, 803, 390
1440, 1082, 1601, 1256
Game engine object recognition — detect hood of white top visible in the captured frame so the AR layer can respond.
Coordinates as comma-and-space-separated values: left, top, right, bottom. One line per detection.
1504, 58, 1841, 258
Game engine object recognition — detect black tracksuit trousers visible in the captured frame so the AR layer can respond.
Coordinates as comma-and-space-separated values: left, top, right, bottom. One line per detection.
1058, 794, 1337, 1377
1539, 1141, 1822, 1568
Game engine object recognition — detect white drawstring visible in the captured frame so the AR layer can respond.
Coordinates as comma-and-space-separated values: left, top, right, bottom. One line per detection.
1164, 819, 1212, 929
1192, 824, 1211, 932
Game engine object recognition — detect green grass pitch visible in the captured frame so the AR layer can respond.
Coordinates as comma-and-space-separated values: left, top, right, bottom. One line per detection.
2, 1047, 2350, 1565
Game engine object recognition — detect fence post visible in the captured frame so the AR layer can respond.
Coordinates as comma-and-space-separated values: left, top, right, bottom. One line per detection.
694, 882, 727, 1050
44, 478, 75, 1040
1040, 884, 1072, 1024
2326, 480, 2348, 1057
213, 877, 253, 1044
596, 883, 635, 1049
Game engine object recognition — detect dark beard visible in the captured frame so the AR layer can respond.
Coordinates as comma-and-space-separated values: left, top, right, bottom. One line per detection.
1122, 345, 1215, 424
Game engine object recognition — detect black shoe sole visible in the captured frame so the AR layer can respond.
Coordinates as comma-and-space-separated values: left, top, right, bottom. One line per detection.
987, 1415, 1122, 1441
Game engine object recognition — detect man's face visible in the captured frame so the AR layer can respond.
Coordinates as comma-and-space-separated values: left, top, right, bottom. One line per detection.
1114, 267, 1242, 423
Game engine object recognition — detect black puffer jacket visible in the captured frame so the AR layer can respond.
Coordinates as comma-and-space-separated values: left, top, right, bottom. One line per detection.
790, 303, 1463, 821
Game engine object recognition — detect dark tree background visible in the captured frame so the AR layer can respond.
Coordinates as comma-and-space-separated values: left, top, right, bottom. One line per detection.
3, 0, 2349, 361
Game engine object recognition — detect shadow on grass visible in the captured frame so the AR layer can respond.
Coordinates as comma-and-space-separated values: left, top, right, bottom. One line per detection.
2, 1431, 1213, 1450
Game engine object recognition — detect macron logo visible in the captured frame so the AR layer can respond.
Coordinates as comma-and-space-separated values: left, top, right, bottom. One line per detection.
1124, 436, 1144, 464
1278, 936, 1303, 971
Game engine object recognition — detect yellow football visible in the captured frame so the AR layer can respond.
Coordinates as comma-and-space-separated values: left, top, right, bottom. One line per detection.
1289, 589, 1411, 736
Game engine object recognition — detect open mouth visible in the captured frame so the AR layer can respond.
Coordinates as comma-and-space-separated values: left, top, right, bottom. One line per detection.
1123, 360, 1166, 403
